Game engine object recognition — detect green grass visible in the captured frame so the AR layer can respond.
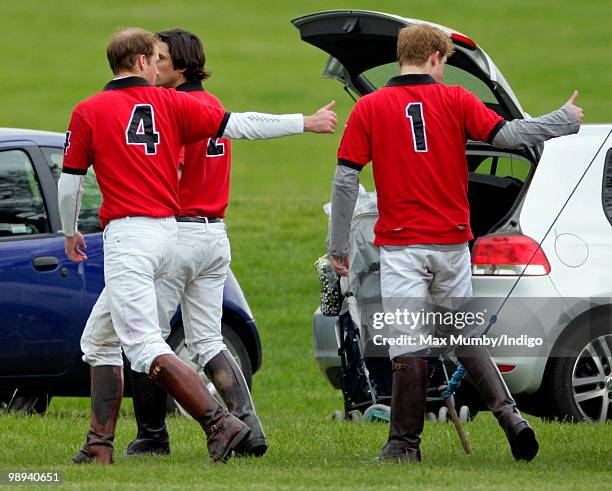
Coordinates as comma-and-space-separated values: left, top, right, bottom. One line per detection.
2, 410, 610, 490
1, 0, 611, 488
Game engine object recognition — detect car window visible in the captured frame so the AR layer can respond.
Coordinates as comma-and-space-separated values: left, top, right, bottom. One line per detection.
41, 146, 103, 233
470, 154, 531, 182
0, 149, 51, 236
361, 63, 497, 104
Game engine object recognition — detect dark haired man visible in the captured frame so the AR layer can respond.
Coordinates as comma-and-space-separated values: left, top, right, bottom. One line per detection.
61, 27, 336, 464
329, 24, 582, 463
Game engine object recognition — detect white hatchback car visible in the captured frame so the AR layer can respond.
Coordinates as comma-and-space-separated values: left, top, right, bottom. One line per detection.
298, 10, 612, 421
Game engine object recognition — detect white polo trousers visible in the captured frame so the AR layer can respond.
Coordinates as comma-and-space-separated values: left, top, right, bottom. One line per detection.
380, 245, 473, 359
80, 286, 123, 367
82, 217, 176, 373
156, 221, 230, 367
81, 220, 229, 370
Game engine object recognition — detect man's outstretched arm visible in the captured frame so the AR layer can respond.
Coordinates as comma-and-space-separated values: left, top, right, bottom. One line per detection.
491, 91, 583, 148
222, 101, 337, 139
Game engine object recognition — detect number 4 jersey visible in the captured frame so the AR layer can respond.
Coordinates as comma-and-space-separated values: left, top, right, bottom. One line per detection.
62, 76, 229, 227
337, 74, 504, 246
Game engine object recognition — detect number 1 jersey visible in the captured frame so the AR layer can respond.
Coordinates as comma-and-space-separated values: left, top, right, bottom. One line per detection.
62, 76, 228, 227
337, 74, 504, 246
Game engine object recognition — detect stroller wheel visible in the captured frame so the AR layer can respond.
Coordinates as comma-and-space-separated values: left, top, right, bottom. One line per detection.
363, 404, 390, 423
330, 410, 344, 422
459, 405, 471, 422
427, 411, 437, 422
348, 410, 364, 423
438, 405, 449, 423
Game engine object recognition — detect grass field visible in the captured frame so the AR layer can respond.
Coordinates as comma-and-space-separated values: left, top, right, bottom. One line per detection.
1, 0, 611, 489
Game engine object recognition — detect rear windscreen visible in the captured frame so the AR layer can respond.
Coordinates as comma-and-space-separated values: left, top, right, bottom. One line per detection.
361, 63, 498, 104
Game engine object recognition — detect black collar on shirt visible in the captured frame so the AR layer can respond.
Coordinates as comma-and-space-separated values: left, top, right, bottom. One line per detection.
175, 81, 205, 92
103, 76, 151, 91
386, 74, 437, 87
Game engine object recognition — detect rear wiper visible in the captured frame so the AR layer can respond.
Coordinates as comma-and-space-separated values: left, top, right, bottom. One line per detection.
343, 85, 357, 103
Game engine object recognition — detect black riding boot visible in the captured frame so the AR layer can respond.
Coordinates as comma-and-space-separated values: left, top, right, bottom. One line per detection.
378, 356, 428, 463
125, 368, 170, 456
204, 351, 268, 457
456, 345, 539, 461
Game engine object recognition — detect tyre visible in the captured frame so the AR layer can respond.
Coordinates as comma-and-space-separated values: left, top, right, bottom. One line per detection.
363, 404, 390, 423
438, 405, 449, 422
459, 405, 471, 423
545, 326, 612, 422
166, 322, 253, 416
1, 395, 51, 415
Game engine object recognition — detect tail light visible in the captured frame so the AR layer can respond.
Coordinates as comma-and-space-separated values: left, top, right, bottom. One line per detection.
497, 364, 516, 373
472, 234, 551, 276
451, 33, 477, 50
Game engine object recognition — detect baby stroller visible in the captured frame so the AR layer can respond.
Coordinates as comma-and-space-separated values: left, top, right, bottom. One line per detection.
317, 187, 478, 423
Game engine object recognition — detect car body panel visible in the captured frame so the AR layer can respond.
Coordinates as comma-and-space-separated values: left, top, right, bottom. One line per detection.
0, 235, 85, 375
312, 307, 342, 389
522, 127, 612, 300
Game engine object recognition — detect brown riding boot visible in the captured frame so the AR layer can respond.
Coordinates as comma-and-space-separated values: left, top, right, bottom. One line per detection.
204, 351, 268, 457
378, 356, 428, 463
456, 345, 539, 461
73, 366, 124, 464
149, 354, 250, 463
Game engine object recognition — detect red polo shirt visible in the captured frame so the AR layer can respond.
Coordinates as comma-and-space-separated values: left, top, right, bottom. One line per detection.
62, 76, 229, 226
175, 82, 232, 218
338, 74, 504, 246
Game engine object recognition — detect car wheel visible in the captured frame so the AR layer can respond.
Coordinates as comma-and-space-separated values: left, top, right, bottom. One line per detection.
1, 395, 51, 415
546, 329, 612, 422
438, 405, 449, 423
166, 322, 253, 417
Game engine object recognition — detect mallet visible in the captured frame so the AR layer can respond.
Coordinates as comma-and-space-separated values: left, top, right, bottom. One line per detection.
439, 385, 471, 455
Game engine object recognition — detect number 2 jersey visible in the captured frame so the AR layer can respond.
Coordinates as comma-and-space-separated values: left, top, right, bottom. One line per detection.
175, 82, 232, 218
62, 76, 229, 227
337, 74, 504, 246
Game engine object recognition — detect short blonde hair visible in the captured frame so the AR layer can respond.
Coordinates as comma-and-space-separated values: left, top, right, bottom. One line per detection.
107, 28, 157, 74
397, 25, 454, 66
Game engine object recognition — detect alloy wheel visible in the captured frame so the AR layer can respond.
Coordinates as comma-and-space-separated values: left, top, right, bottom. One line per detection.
571, 334, 612, 421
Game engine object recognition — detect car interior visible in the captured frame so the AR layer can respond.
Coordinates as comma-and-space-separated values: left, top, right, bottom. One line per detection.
0, 149, 50, 236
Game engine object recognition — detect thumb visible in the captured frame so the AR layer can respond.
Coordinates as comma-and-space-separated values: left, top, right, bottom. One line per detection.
567, 90, 579, 105
321, 100, 336, 111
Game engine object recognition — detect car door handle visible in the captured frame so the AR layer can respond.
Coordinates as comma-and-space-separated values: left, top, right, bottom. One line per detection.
32, 256, 59, 272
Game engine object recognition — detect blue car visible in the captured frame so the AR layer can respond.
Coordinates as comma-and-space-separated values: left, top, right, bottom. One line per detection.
0, 128, 262, 413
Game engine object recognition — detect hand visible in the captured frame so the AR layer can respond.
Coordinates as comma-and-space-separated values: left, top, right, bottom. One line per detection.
64, 231, 88, 262
331, 255, 349, 277
563, 90, 584, 124
303, 101, 337, 134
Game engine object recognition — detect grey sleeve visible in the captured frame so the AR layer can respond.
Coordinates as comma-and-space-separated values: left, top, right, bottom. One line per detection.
329, 164, 360, 257
492, 106, 580, 149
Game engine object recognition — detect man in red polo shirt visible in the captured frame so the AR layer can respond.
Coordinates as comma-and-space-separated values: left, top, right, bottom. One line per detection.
329, 24, 583, 463
125, 28, 268, 458
60, 27, 336, 464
